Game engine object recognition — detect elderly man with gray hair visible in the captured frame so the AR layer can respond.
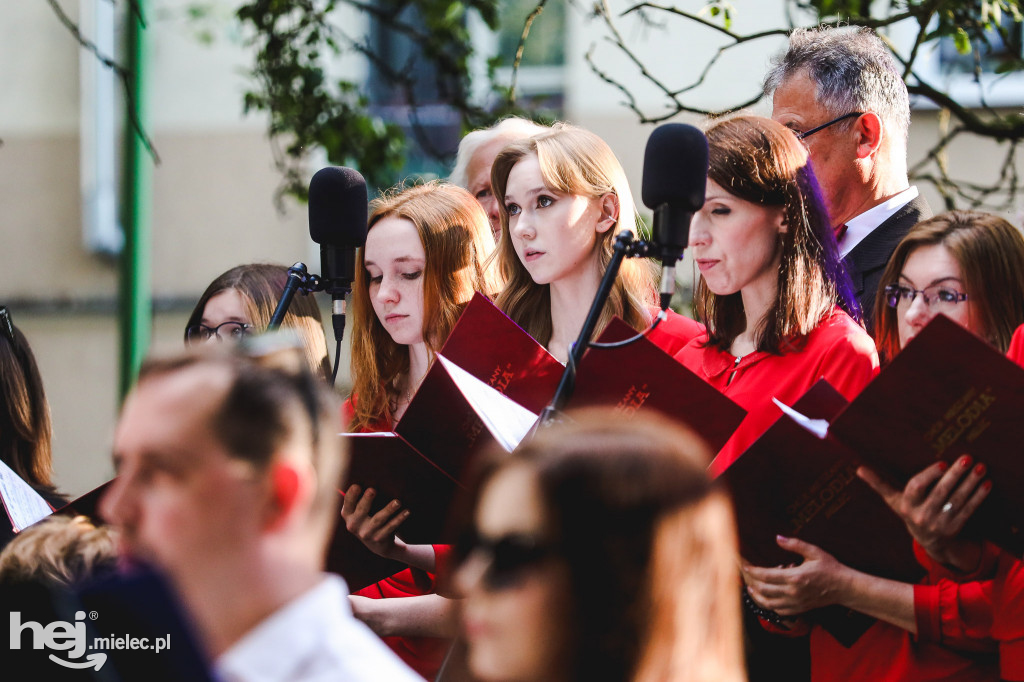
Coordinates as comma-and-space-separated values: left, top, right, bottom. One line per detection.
767, 26, 931, 328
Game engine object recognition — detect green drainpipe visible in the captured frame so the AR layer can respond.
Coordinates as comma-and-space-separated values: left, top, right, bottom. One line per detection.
118, 0, 153, 401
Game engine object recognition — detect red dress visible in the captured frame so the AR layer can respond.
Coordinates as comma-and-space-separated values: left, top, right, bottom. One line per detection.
343, 397, 450, 680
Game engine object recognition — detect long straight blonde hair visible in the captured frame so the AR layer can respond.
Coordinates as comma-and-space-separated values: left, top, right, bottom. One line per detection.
490, 123, 657, 345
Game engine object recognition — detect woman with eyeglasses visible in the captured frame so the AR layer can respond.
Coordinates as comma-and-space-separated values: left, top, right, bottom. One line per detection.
184, 263, 331, 381
490, 122, 703, 362
873, 210, 1024, 362
856, 210, 1024, 680
342, 181, 501, 679
0, 306, 66, 550
744, 210, 1024, 681
452, 408, 745, 682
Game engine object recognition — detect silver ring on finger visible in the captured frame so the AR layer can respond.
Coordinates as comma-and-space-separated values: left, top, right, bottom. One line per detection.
941, 501, 954, 514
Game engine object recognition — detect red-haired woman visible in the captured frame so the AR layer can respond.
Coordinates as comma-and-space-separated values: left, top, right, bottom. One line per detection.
342, 181, 500, 678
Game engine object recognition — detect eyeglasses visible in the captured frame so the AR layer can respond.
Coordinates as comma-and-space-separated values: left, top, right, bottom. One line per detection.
796, 111, 864, 140
455, 531, 556, 591
185, 321, 254, 345
0, 306, 13, 343
884, 283, 969, 311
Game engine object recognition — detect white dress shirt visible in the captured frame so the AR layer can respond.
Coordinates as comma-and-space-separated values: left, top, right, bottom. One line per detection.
839, 186, 919, 258
215, 575, 423, 682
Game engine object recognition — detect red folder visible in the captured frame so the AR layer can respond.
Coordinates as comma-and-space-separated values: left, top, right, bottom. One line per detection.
441, 296, 746, 451
330, 433, 463, 591
721, 380, 922, 646
570, 318, 746, 452
828, 315, 1024, 557
439, 293, 562, 413
328, 354, 539, 589
52, 480, 114, 524
340, 433, 461, 545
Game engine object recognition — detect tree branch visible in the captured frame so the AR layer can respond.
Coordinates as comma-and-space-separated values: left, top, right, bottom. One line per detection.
509, 0, 548, 104
45, 0, 160, 163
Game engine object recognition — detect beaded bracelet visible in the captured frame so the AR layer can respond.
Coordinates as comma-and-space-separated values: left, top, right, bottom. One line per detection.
742, 589, 788, 625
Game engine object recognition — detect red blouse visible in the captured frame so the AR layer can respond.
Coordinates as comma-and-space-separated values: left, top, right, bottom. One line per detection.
646, 308, 704, 356
674, 308, 878, 476
913, 517, 1024, 679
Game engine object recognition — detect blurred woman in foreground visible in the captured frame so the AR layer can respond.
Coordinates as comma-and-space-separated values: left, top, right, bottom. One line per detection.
453, 408, 745, 682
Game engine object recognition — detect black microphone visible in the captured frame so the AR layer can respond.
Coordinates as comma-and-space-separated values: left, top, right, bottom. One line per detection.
308, 166, 369, 341
641, 123, 708, 310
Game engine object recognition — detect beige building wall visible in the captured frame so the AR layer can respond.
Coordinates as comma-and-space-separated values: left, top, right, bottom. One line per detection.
6, 1, 1023, 499
3, 1, 357, 498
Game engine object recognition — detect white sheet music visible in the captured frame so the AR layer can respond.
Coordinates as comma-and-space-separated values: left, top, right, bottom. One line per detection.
0, 458, 53, 532
772, 397, 830, 439
437, 354, 539, 451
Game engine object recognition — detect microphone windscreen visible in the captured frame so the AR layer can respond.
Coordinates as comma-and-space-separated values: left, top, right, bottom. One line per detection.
308, 167, 369, 248
641, 124, 708, 212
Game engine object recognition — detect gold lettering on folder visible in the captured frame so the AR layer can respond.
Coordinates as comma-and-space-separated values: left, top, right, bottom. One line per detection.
927, 387, 996, 457
785, 460, 857, 535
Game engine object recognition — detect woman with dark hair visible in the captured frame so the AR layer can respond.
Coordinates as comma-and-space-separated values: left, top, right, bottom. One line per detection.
185, 263, 331, 381
453, 408, 746, 682
840, 210, 1024, 680
341, 180, 500, 678
744, 210, 1022, 680
490, 122, 702, 361
674, 114, 877, 474
873, 210, 1024, 362
0, 306, 65, 513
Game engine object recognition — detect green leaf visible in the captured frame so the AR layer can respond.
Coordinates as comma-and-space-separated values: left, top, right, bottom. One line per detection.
954, 27, 972, 54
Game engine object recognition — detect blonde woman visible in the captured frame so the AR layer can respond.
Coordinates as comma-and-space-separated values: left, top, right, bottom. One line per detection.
491, 123, 702, 361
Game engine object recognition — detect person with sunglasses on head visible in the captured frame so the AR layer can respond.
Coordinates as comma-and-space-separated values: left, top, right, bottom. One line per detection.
342, 181, 501, 679
0, 306, 67, 550
744, 211, 1024, 681
766, 26, 931, 330
184, 263, 331, 382
490, 122, 703, 363
452, 408, 745, 682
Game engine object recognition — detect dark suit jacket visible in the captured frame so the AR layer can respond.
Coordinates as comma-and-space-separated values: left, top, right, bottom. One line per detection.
845, 194, 932, 331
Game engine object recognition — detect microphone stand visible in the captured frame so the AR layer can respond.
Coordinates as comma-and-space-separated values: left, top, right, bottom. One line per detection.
535, 230, 653, 428
267, 262, 321, 331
